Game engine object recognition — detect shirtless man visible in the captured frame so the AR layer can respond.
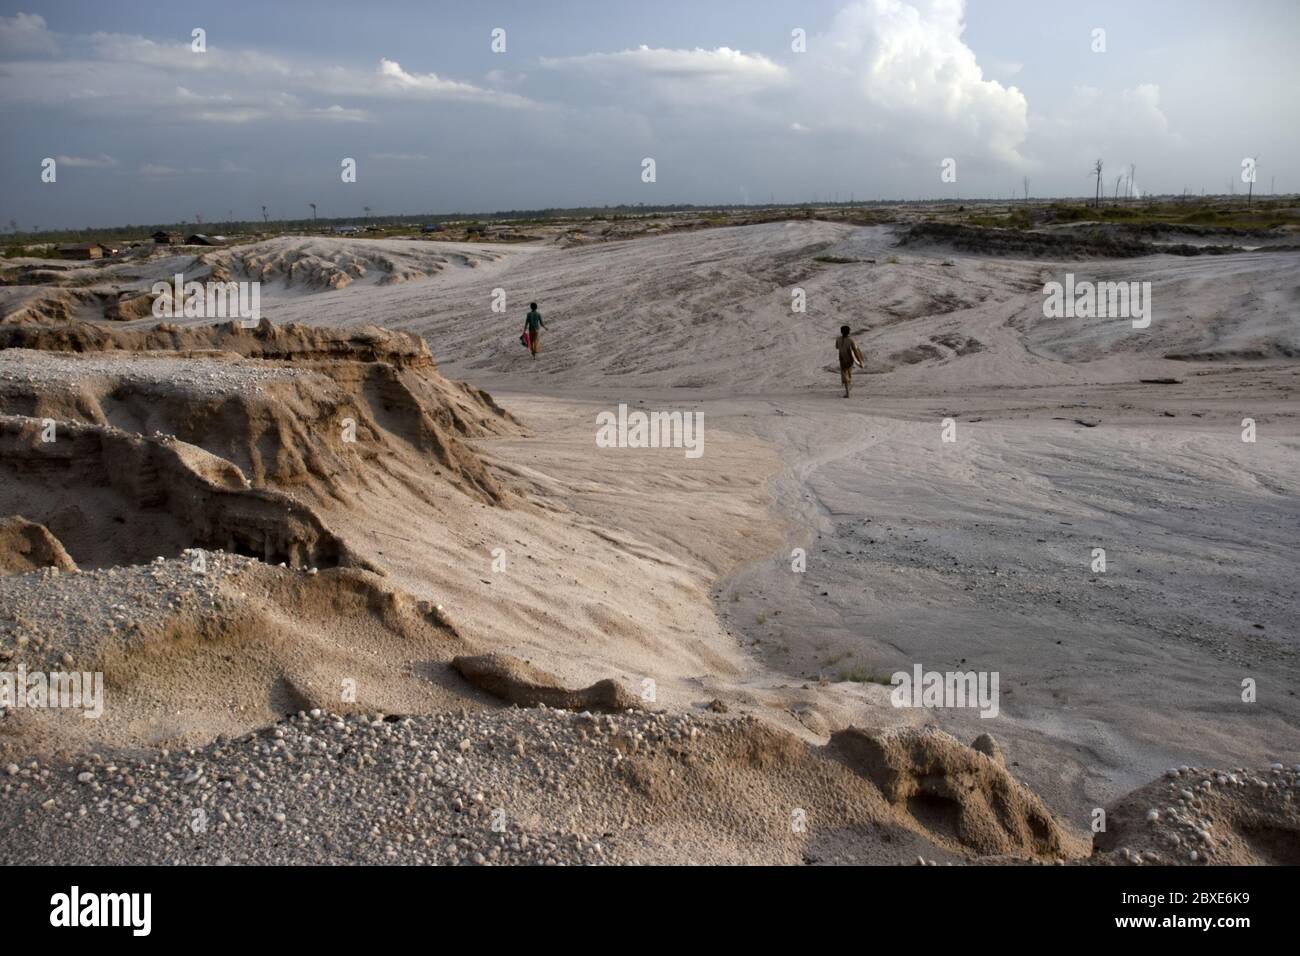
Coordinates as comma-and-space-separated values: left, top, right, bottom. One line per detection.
835, 325, 865, 398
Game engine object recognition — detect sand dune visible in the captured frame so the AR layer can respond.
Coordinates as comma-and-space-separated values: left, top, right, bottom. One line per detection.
201, 235, 505, 294
2, 219, 1297, 864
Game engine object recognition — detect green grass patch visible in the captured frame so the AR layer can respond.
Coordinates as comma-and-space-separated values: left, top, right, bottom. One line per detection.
839, 666, 895, 685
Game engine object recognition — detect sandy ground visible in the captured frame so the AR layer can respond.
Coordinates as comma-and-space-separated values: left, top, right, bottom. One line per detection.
3, 222, 1297, 861
173, 223, 1299, 826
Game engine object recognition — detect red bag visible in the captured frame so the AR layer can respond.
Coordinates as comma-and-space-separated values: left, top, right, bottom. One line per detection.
520, 331, 530, 349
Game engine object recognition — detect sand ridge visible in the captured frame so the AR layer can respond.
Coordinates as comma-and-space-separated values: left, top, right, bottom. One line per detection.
2, 216, 1297, 864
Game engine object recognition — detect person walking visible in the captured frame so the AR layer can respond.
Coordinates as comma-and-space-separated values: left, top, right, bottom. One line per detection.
835, 325, 865, 397
523, 302, 546, 359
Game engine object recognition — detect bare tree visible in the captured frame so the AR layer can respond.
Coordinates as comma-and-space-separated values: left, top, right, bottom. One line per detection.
261, 204, 268, 223
1128, 164, 1137, 201
363, 205, 372, 223
1092, 160, 1104, 207
1246, 156, 1259, 206
1022, 176, 1030, 202
1114, 175, 1123, 202
309, 202, 318, 221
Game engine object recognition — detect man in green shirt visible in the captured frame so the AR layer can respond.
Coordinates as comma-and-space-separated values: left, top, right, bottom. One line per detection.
524, 302, 546, 359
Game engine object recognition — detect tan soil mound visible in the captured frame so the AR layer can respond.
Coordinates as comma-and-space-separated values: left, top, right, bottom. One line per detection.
451, 653, 644, 712
0, 320, 520, 504
0, 415, 371, 571
1092, 764, 1300, 865
0, 287, 159, 325
0, 288, 103, 325
0, 319, 536, 757
0, 553, 475, 755
0, 516, 76, 575
589, 716, 1084, 863
829, 725, 1078, 858
0, 317, 519, 436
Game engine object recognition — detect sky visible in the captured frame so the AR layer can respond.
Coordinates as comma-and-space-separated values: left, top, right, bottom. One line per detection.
1, 0, 1297, 230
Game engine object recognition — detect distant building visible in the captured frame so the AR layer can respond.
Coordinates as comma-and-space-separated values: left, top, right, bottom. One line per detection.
57, 243, 105, 260
152, 230, 182, 245
185, 234, 227, 246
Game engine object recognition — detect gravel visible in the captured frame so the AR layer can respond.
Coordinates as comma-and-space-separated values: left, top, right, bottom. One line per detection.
0, 552, 258, 673
0, 704, 714, 866
0, 349, 306, 399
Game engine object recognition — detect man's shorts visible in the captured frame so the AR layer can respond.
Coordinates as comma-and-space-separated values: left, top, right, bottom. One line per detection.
840, 364, 853, 386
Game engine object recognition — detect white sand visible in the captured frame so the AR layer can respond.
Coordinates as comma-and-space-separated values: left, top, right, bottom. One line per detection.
112, 226, 1300, 822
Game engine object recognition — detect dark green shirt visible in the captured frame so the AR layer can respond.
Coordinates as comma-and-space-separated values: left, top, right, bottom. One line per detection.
525, 310, 543, 331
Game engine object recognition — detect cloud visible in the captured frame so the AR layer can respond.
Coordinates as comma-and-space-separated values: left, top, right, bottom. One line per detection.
308, 104, 369, 122
541, 45, 788, 107
0, 12, 58, 55
532, 2, 1028, 169
1026, 82, 1183, 180
0, 32, 528, 123
808, 0, 1030, 167
89, 31, 293, 75
369, 58, 530, 106
543, 45, 787, 84
54, 153, 118, 168
4, 0, 1255, 226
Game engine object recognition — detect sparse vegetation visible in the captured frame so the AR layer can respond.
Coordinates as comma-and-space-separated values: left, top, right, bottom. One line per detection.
839, 666, 895, 685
